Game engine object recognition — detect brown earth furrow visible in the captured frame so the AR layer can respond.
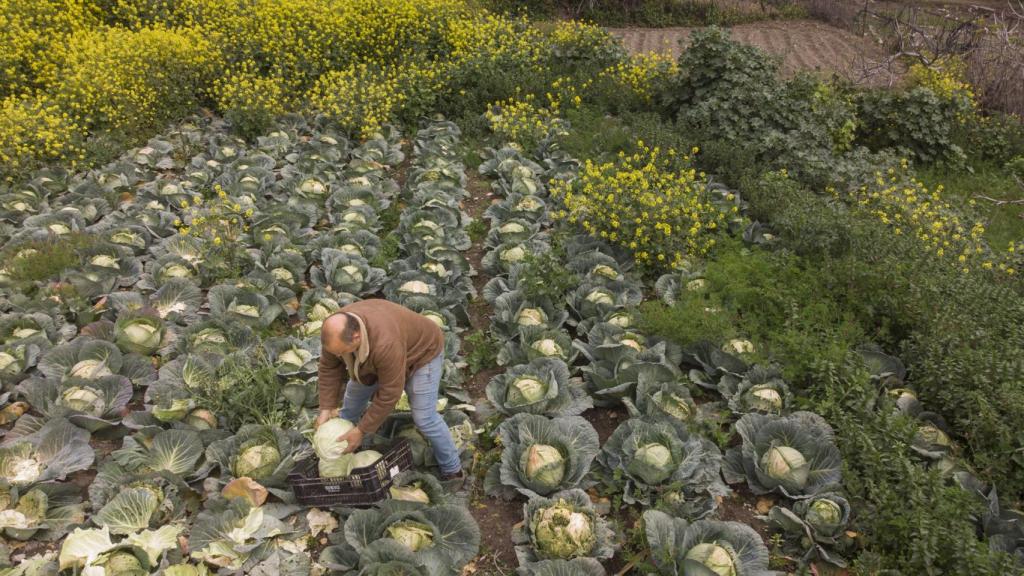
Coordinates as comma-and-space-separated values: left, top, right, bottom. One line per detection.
608, 19, 898, 85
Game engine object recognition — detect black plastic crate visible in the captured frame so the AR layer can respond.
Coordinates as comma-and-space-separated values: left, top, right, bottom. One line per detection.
288, 439, 413, 507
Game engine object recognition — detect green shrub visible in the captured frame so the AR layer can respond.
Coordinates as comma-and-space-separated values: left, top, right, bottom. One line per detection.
659, 28, 857, 188
194, 350, 300, 430
957, 111, 1024, 165
637, 296, 738, 350
855, 86, 967, 165
810, 358, 1020, 576
3, 233, 99, 285
733, 158, 1024, 496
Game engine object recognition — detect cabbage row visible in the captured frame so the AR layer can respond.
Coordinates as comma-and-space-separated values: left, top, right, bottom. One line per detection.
471, 134, 858, 575
316, 119, 483, 574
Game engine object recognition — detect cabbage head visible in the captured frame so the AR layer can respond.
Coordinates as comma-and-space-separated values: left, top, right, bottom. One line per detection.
531, 339, 562, 358
685, 542, 738, 576
341, 500, 479, 572
724, 412, 842, 499
114, 314, 165, 355
501, 245, 527, 263
806, 498, 842, 533
399, 280, 431, 295
486, 414, 600, 499
236, 443, 281, 479
350, 450, 382, 471
390, 485, 431, 504
507, 377, 547, 407
531, 502, 595, 559
516, 489, 614, 566
644, 511, 773, 576
517, 308, 547, 326
61, 386, 104, 414
760, 445, 809, 488
487, 358, 589, 419
631, 443, 675, 485
387, 520, 434, 552
313, 418, 355, 460
318, 456, 352, 478
523, 444, 566, 490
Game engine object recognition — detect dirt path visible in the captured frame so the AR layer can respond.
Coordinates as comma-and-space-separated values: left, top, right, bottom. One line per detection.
460, 169, 522, 573
607, 19, 895, 85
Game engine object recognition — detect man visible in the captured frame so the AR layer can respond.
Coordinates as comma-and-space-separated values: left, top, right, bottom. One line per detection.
315, 298, 463, 481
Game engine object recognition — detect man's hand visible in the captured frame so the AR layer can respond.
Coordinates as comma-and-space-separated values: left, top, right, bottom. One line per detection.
338, 427, 363, 454
315, 409, 335, 429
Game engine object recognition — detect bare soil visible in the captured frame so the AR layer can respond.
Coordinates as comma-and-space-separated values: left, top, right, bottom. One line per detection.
583, 406, 628, 444
460, 168, 521, 574
607, 19, 897, 86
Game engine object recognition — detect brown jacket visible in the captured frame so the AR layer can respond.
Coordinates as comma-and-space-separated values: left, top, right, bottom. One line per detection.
317, 299, 444, 435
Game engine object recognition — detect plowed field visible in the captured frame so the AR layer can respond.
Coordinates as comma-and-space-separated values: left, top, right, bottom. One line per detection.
608, 19, 896, 85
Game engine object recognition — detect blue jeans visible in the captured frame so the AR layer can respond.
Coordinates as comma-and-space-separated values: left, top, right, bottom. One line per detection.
339, 352, 461, 474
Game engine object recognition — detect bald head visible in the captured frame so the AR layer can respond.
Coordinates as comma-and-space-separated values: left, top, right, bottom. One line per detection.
322, 312, 360, 355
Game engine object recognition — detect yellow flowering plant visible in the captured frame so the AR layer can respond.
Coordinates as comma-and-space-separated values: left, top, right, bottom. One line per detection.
0, 95, 85, 181
175, 185, 256, 281
552, 142, 730, 271
907, 58, 976, 120
214, 62, 290, 140
825, 160, 1016, 276
484, 93, 568, 151
596, 51, 678, 105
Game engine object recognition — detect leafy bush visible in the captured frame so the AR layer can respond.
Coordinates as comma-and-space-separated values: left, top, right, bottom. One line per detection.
957, 112, 1024, 165
658, 28, 857, 188
810, 358, 1020, 575
855, 86, 967, 165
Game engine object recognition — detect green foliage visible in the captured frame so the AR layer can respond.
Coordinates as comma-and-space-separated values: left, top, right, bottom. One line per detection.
809, 358, 1020, 575
855, 86, 968, 165
4, 233, 100, 284
915, 161, 1024, 249
485, 0, 806, 26
464, 330, 498, 374
643, 239, 869, 385
1007, 155, 1024, 179
658, 28, 857, 188
739, 169, 852, 258
192, 350, 299, 430
515, 248, 579, 304
637, 297, 737, 350
957, 111, 1024, 165
737, 164, 1024, 496
465, 218, 488, 243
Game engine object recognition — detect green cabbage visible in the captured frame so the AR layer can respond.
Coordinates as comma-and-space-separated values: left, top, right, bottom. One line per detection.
523, 444, 565, 489
531, 501, 595, 559
235, 444, 281, 479
685, 542, 737, 576
760, 445, 809, 487
387, 520, 434, 551
313, 418, 355, 460
507, 377, 547, 407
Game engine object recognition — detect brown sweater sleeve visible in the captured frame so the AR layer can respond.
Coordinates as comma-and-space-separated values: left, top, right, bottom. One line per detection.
356, 341, 405, 436
317, 349, 347, 410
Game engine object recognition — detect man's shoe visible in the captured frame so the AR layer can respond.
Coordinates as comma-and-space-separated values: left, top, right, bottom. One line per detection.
440, 469, 465, 489
440, 469, 464, 481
